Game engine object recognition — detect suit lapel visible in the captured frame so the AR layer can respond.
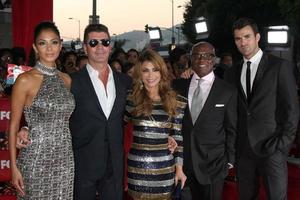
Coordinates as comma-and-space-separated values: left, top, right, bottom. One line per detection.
236, 61, 247, 104
251, 53, 268, 97
108, 71, 126, 120
182, 78, 194, 125
183, 78, 192, 98
193, 78, 220, 125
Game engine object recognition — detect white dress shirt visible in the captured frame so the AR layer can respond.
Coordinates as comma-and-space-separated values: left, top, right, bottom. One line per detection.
86, 63, 116, 119
188, 71, 215, 110
240, 49, 263, 96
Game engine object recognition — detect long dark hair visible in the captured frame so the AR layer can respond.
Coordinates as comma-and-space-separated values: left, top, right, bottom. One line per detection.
34, 21, 60, 44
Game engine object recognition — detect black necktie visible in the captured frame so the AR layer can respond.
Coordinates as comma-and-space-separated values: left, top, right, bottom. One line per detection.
246, 61, 251, 102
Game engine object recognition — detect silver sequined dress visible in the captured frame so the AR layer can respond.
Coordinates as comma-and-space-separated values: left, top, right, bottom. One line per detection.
17, 63, 75, 199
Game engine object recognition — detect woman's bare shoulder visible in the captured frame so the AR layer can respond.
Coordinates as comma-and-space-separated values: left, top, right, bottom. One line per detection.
14, 69, 42, 88
58, 71, 72, 89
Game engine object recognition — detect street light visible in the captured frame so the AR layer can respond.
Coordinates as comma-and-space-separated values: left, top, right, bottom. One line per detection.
264, 25, 293, 61
265, 25, 291, 55
171, 0, 175, 45
147, 26, 162, 49
195, 17, 208, 34
266, 25, 289, 45
194, 17, 209, 40
68, 17, 81, 40
148, 27, 162, 41
170, 1, 184, 45
176, 27, 181, 45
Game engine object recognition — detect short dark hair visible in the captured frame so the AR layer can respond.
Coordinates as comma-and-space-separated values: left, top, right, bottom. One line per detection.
34, 21, 60, 44
83, 24, 110, 43
76, 54, 88, 66
169, 47, 187, 65
110, 48, 126, 61
122, 61, 134, 74
62, 51, 77, 66
127, 48, 139, 55
11, 46, 26, 63
220, 52, 232, 60
0, 48, 12, 58
232, 17, 259, 35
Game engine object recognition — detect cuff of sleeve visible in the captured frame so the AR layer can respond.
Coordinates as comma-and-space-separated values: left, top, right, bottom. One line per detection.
175, 157, 183, 166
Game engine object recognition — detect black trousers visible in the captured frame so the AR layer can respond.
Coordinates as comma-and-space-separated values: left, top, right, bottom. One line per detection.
74, 158, 123, 200
181, 174, 224, 200
237, 140, 288, 200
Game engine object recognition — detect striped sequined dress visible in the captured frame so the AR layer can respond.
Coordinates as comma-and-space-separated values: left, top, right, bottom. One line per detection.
125, 95, 187, 200
17, 64, 75, 200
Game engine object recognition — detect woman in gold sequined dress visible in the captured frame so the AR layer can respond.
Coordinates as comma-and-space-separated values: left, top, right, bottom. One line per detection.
125, 49, 187, 200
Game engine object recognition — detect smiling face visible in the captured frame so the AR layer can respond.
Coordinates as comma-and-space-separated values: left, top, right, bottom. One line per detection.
84, 31, 112, 66
234, 25, 260, 59
191, 42, 216, 78
33, 29, 62, 67
140, 61, 161, 91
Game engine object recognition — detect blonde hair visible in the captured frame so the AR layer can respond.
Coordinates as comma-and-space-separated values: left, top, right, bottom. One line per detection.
130, 49, 178, 117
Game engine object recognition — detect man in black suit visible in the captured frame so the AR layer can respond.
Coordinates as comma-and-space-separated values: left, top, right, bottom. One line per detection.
225, 17, 299, 200
173, 42, 237, 200
70, 24, 131, 200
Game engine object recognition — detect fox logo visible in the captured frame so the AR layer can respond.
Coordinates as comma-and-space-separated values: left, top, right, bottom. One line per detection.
0, 111, 10, 120
0, 160, 10, 169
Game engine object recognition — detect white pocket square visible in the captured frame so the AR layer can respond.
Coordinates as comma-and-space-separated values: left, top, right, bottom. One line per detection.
215, 104, 224, 107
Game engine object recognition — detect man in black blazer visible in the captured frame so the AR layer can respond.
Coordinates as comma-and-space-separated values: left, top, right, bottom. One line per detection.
225, 17, 299, 200
173, 42, 237, 200
70, 24, 131, 200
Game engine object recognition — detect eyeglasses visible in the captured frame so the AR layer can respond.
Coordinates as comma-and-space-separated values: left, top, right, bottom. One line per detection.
87, 39, 111, 47
191, 53, 215, 60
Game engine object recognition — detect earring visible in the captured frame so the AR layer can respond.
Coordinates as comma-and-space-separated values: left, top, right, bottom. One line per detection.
140, 80, 144, 90
35, 53, 39, 60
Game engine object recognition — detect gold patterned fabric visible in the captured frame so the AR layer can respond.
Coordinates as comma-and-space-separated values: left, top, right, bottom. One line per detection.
125, 94, 187, 199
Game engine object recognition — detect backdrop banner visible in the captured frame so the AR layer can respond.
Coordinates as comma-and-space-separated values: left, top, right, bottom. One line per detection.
12, 0, 53, 63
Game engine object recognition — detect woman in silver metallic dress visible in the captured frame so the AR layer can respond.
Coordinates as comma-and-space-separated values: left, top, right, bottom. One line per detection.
8, 21, 75, 199
125, 49, 187, 200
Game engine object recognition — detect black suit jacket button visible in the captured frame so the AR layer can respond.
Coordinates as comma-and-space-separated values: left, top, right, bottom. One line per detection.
247, 112, 251, 116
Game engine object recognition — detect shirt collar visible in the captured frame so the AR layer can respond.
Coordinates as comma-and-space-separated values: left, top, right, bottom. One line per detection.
243, 48, 263, 65
86, 63, 113, 77
192, 71, 215, 83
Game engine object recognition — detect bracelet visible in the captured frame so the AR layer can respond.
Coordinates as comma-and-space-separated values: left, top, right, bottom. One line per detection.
21, 126, 29, 130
